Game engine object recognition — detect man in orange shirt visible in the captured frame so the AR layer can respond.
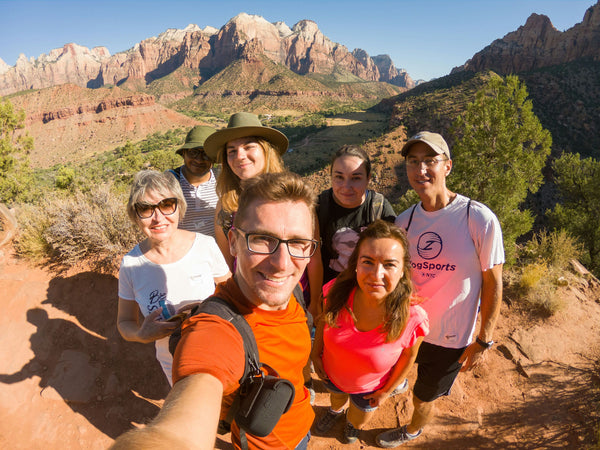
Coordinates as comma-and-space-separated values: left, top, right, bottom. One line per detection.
111, 172, 317, 450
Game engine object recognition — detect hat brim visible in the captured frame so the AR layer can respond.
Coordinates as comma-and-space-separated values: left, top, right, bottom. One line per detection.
203, 126, 289, 161
401, 138, 447, 157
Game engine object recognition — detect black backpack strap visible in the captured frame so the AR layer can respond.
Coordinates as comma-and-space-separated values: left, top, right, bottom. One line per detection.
317, 189, 330, 236
194, 297, 260, 380
292, 283, 313, 331
405, 204, 418, 232
168, 296, 259, 380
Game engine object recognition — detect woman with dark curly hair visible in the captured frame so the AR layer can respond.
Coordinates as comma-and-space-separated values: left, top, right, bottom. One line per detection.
311, 220, 429, 443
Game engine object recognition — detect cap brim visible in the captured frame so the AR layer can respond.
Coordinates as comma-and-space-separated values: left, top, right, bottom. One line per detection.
203, 126, 289, 161
401, 138, 446, 157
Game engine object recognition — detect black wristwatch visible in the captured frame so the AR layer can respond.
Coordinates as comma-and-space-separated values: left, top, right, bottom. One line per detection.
475, 336, 494, 349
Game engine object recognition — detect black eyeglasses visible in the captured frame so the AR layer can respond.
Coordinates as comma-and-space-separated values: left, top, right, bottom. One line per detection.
185, 148, 211, 161
134, 198, 178, 219
234, 228, 319, 259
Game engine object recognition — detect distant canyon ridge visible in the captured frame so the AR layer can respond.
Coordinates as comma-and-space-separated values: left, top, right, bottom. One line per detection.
0, 13, 415, 97
2, 3, 600, 167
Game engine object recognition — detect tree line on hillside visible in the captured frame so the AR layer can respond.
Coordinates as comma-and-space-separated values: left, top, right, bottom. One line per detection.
1, 74, 599, 308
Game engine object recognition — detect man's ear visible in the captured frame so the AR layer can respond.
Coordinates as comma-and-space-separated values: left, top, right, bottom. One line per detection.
228, 228, 238, 258
445, 159, 453, 176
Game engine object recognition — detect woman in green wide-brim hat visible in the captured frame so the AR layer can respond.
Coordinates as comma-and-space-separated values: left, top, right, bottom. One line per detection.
204, 112, 288, 270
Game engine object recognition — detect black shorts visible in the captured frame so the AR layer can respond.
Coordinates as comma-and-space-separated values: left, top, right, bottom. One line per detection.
413, 342, 467, 402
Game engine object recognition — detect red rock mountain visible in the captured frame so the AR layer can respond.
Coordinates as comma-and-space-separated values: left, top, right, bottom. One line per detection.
0, 44, 110, 96
454, 1, 600, 74
0, 14, 414, 97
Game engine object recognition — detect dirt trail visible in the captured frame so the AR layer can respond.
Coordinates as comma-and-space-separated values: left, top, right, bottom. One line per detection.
1, 247, 599, 449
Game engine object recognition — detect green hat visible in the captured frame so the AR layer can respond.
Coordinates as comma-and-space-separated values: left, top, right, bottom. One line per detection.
176, 126, 216, 157
203, 112, 289, 161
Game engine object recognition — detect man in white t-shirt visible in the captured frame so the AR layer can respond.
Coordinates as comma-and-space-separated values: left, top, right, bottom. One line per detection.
170, 125, 219, 237
376, 131, 505, 447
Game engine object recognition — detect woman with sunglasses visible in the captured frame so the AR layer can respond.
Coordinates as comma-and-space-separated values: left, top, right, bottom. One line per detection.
117, 170, 231, 386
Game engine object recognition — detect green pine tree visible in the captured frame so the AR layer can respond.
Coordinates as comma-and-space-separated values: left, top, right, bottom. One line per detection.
449, 74, 552, 263
548, 153, 600, 276
0, 98, 34, 204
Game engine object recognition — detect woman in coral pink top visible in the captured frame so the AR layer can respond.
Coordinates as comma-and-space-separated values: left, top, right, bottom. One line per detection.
311, 220, 429, 443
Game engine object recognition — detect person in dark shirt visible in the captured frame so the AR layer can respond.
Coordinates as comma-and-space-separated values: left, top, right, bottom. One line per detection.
309, 145, 396, 309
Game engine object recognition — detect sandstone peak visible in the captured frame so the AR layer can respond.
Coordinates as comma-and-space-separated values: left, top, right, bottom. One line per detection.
16, 53, 34, 67
0, 57, 9, 74
202, 25, 219, 35
372, 54, 415, 88
273, 21, 294, 38
228, 12, 272, 28
0, 13, 410, 96
582, 1, 600, 27
457, 2, 600, 74
157, 24, 202, 42
39, 43, 111, 65
292, 20, 321, 39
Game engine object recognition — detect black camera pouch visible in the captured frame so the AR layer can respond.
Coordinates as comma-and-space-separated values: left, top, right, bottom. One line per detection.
235, 366, 295, 437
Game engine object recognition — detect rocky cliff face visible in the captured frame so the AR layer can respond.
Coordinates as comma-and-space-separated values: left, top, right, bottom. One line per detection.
0, 13, 411, 97
9, 84, 199, 167
455, 2, 600, 74
372, 54, 416, 88
0, 43, 110, 95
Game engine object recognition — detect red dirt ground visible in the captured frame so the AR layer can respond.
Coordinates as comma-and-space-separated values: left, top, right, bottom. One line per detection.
1, 246, 599, 449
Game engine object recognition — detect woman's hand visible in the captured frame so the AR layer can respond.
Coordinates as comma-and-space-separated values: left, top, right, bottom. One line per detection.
310, 351, 328, 381
135, 309, 181, 343
364, 388, 390, 408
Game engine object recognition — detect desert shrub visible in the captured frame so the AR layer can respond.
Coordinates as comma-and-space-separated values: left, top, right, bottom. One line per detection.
13, 203, 53, 259
15, 184, 142, 272
520, 229, 583, 272
518, 262, 547, 292
517, 262, 565, 316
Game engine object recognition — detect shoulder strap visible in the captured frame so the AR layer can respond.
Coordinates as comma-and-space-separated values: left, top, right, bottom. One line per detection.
405, 204, 418, 232
317, 190, 330, 233
168, 168, 181, 181
292, 283, 313, 330
168, 296, 260, 380
193, 297, 260, 379
369, 191, 385, 222
466, 198, 478, 256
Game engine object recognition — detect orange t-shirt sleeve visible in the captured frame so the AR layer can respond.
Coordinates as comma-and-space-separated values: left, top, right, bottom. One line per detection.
172, 313, 245, 395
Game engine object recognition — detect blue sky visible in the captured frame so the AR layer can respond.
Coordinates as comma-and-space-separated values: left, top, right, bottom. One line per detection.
0, 0, 595, 81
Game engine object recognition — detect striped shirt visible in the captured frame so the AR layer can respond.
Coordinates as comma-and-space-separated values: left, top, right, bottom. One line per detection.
174, 167, 218, 237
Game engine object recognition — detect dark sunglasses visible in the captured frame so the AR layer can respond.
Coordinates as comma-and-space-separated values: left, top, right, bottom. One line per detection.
134, 197, 178, 219
185, 148, 211, 161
